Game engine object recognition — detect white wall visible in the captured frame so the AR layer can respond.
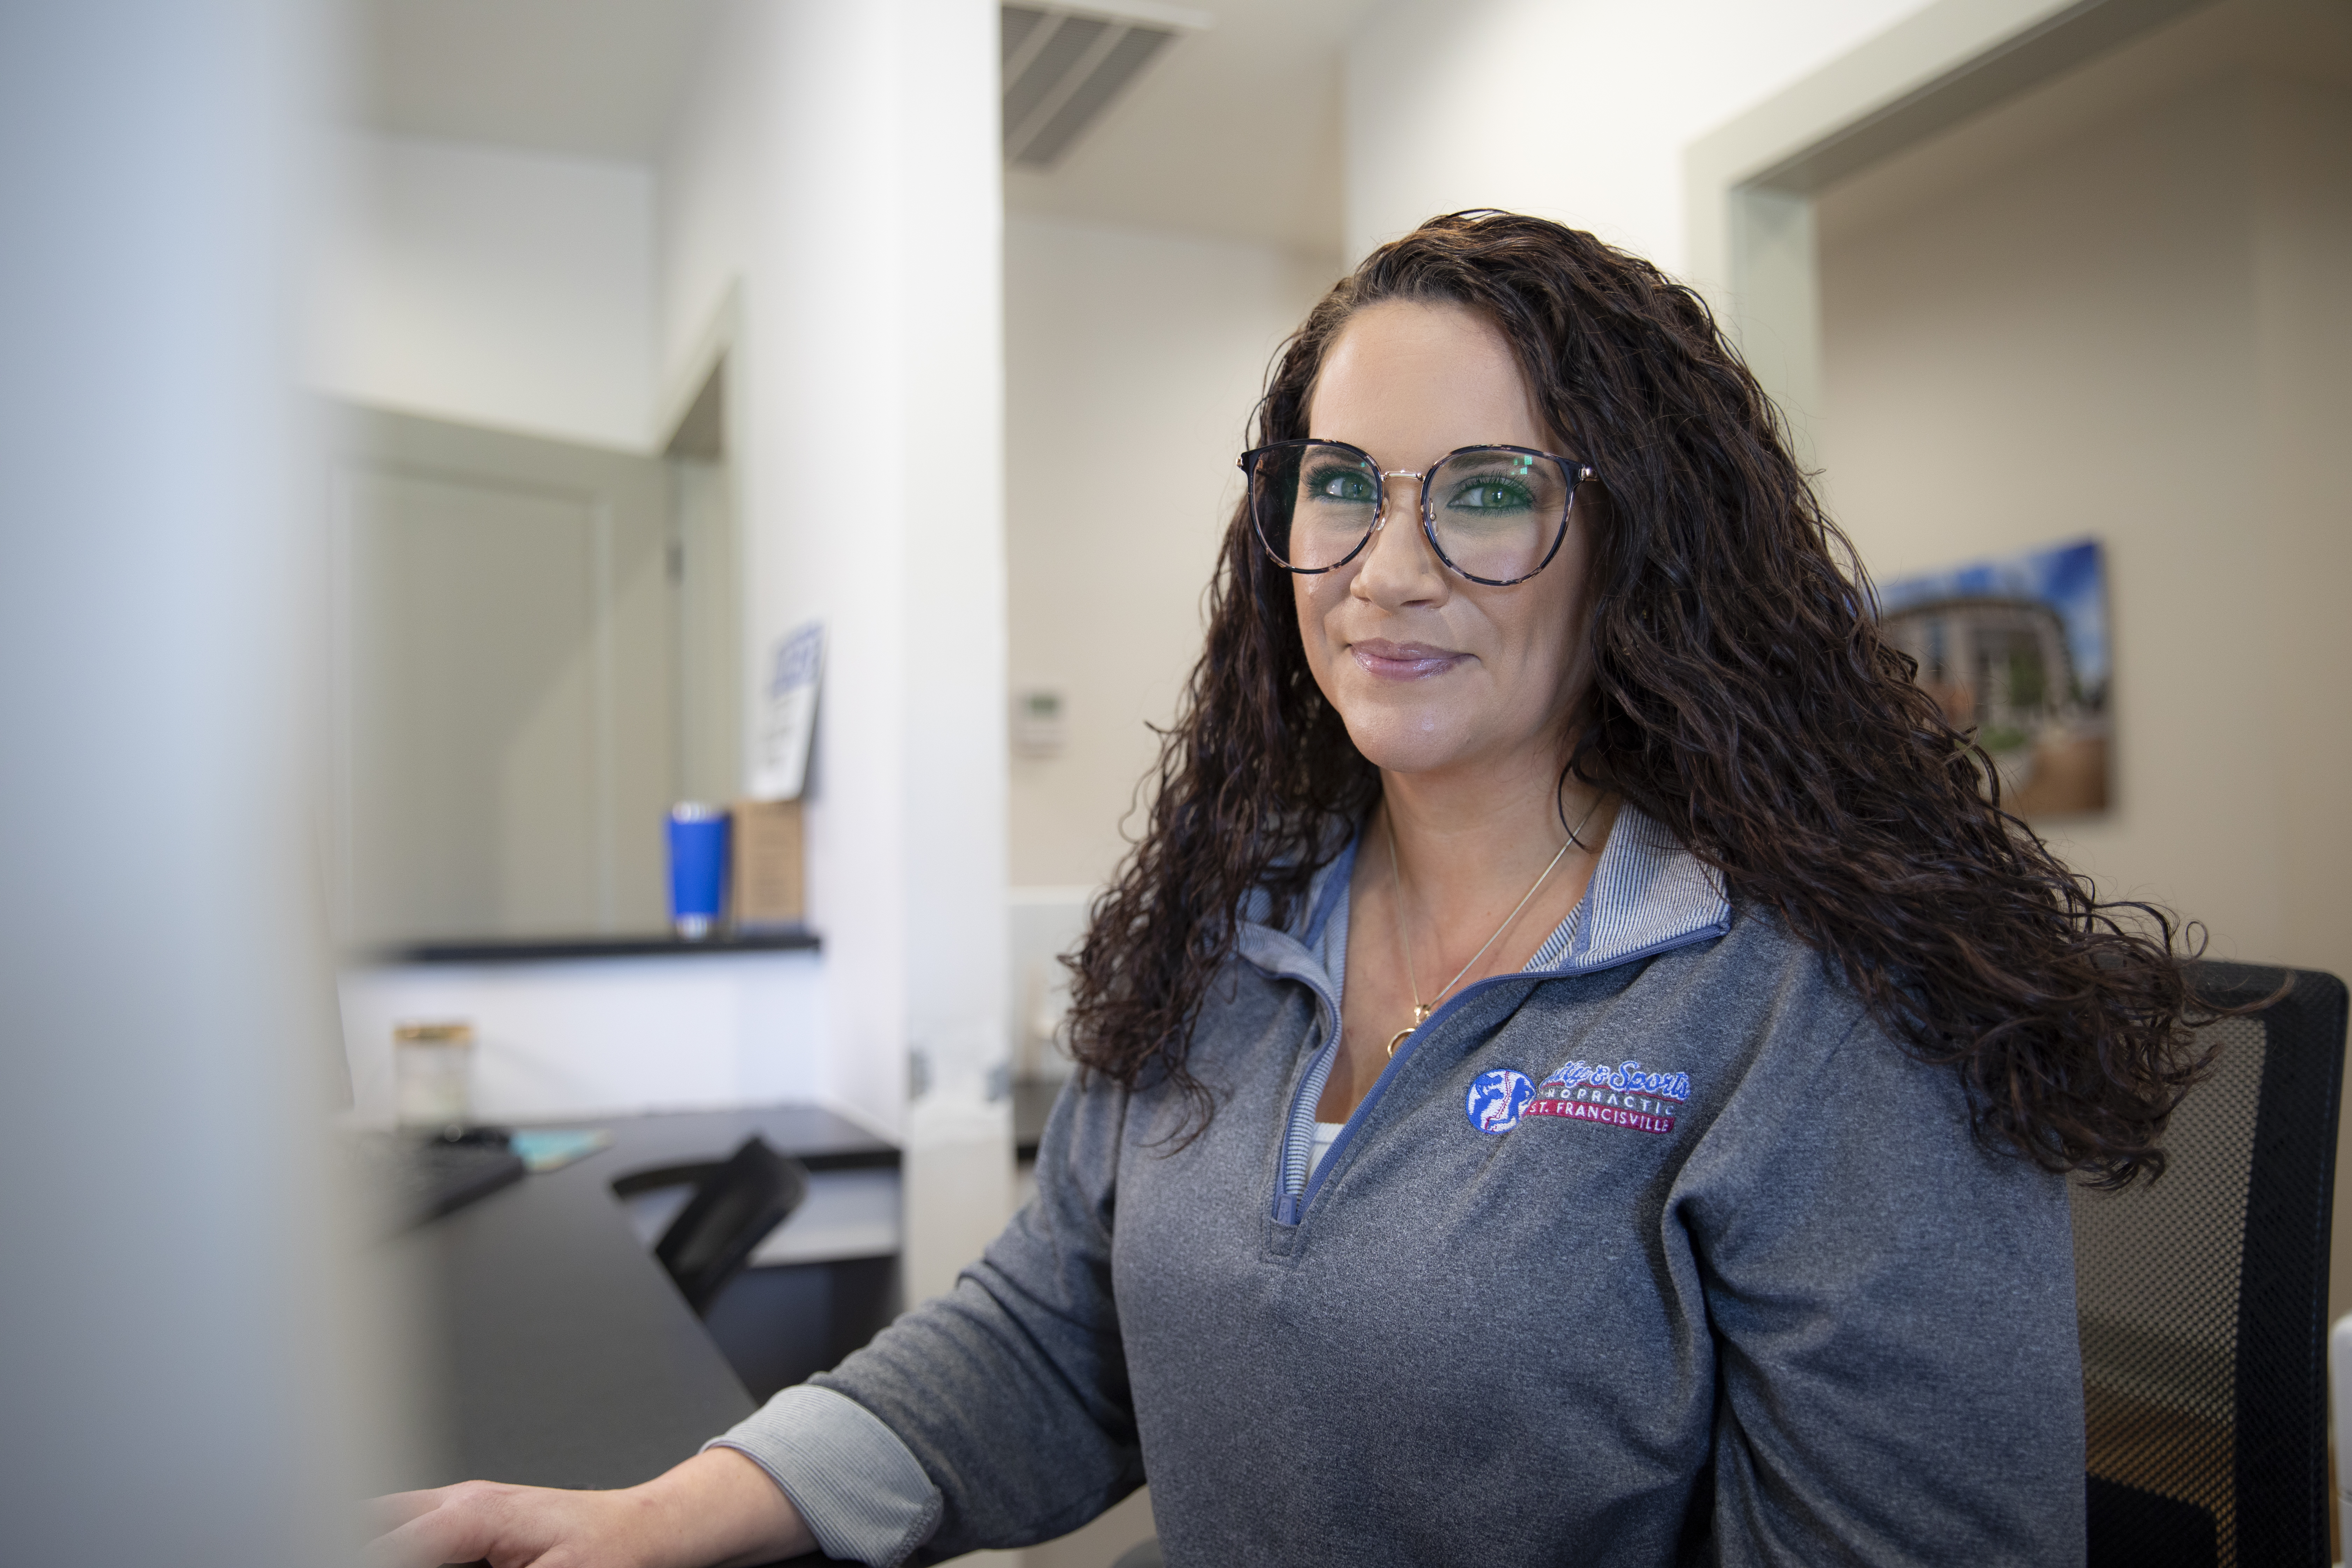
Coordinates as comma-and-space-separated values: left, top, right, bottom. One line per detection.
1004, 214, 1337, 889
660, 0, 1012, 1303
1343, 0, 1936, 273
656, 22, 759, 399
309, 132, 658, 450
339, 953, 828, 1125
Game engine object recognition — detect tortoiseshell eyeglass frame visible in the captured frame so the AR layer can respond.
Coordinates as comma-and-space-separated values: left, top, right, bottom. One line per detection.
1236, 438, 1595, 588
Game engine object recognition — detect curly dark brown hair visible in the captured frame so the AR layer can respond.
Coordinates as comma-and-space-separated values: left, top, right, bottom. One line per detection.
1066, 210, 2205, 1185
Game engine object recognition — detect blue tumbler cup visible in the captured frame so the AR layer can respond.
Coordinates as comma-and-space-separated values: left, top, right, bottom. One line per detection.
666, 803, 730, 939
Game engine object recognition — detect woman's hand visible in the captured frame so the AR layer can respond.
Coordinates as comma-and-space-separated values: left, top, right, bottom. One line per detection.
367, 1447, 817, 1568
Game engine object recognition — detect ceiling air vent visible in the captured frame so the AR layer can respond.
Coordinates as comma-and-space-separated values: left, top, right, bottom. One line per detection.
1001, 4, 1203, 170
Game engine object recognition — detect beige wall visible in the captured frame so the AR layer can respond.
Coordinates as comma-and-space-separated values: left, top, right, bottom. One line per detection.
1817, 65, 2352, 1307
1004, 214, 1337, 889
2250, 76, 2352, 988
309, 133, 659, 450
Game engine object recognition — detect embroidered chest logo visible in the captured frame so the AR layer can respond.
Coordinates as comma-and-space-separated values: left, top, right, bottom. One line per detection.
1464, 1069, 1535, 1134
1524, 1059, 1692, 1135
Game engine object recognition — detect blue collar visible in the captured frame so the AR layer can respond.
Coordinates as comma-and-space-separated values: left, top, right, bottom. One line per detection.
1236, 803, 1731, 1005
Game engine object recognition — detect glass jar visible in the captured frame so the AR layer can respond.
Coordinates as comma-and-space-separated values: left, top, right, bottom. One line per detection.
393, 1020, 475, 1130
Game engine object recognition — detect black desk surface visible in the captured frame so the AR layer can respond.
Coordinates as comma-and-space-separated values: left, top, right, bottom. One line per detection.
389, 928, 821, 964
382, 1105, 896, 1497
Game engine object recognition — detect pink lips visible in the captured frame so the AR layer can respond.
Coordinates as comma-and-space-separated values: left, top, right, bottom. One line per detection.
1350, 639, 1467, 680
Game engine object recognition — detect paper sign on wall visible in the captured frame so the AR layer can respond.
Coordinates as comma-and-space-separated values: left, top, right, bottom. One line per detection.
752, 621, 823, 801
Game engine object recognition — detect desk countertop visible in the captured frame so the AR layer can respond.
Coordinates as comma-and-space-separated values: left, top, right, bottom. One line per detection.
387, 928, 822, 964
380, 1105, 895, 1496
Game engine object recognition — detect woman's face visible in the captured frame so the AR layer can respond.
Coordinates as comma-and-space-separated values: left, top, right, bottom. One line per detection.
1295, 299, 1595, 782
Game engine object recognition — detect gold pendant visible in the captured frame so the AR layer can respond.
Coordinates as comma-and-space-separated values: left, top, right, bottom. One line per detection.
1387, 1004, 1432, 1058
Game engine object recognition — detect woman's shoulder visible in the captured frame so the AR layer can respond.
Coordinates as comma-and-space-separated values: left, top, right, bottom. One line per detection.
1632, 899, 2060, 1184
1537, 893, 1868, 1067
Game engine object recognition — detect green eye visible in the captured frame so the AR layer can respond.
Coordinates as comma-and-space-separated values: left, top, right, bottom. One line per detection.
1305, 466, 1378, 505
1446, 477, 1535, 512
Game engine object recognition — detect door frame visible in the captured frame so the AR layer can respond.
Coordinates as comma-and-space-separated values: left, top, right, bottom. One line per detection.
1681, 0, 2217, 462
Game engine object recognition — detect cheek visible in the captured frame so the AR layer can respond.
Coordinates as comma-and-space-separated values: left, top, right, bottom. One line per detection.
1546, 616, 1597, 707
1496, 563, 1592, 700
1290, 579, 1327, 689
1292, 576, 1341, 657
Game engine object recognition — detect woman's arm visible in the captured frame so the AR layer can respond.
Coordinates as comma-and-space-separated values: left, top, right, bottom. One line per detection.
367, 1448, 813, 1568
744, 1076, 1147, 1561
374, 1073, 1144, 1568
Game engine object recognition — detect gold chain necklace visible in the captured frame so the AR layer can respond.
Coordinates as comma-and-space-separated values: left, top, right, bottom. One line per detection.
1382, 795, 1603, 1057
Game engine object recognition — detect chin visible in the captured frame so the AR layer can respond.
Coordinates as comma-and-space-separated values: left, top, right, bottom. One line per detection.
1340, 712, 1477, 776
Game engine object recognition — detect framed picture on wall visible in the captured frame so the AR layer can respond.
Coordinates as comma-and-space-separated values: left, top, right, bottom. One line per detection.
1876, 537, 2110, 818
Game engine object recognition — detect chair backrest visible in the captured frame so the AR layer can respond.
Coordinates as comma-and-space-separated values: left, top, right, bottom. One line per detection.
2074, 960, 2348, 1568
652, 1136, 810, 1317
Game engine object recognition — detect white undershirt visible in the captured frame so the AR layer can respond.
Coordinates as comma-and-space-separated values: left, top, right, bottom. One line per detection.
1308, 1120, 1345, 1180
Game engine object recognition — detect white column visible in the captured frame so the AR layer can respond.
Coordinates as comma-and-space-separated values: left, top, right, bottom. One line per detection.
730, 0, 1014, 1296
0, 2, 363, 1562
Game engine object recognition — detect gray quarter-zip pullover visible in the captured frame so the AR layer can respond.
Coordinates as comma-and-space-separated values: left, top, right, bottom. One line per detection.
711, 808, 2085, 1566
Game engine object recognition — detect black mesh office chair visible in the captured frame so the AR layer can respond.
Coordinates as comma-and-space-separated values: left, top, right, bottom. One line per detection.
613, 1136, 809, 1317
2076, 960, 2348, 1568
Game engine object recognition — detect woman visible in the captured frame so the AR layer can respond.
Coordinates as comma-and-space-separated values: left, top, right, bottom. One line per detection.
375, 213, 2197, 1567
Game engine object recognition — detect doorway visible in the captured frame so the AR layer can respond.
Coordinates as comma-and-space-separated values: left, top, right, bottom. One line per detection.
326, 366, 739, 948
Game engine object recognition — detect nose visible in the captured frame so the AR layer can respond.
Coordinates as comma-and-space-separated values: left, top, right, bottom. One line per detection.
1354, 469, 1447, 607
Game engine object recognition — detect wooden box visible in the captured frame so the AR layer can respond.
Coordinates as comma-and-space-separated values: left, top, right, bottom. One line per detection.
729, 798, 804, 928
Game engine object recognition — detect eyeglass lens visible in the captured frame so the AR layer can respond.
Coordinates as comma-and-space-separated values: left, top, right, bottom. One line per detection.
1250, 443, 1570, 584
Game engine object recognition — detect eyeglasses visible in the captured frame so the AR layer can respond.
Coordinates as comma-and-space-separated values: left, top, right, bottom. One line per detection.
1238, 439, 1593, 587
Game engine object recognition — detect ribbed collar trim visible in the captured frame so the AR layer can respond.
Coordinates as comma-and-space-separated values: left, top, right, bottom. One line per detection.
1237, 802, 1731, 996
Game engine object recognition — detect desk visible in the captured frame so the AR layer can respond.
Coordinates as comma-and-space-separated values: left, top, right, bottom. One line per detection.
381, 1105, 895, 1498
